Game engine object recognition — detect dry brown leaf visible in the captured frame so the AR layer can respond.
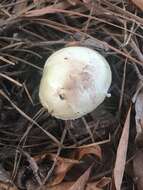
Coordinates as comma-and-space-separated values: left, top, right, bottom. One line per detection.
33, 144, 101, 186
26, 166, 92, 190
86, 183, 106, 190
75, 144, 102, 160
27, 177, 110, 190
32, 144, 101, 187
131, 0, 143, 11
47, 177, 111, 190
114, 107, 131, 190
49, 155, 80, 186
133, 150, 143, 189
0, 182, 18, 190
68, 165, 92, 190
47, 182, 102, 190
46, 182, 73, 190
34, 153, 79, 186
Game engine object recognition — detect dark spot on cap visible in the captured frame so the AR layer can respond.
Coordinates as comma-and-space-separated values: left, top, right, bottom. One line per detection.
59, 94, 65, 100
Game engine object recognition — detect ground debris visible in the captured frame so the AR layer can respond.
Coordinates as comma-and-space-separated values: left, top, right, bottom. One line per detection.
0, 1, 142, 189
114, 107, 131, 190
131, 0, 143, 11
133, 150, 143, 190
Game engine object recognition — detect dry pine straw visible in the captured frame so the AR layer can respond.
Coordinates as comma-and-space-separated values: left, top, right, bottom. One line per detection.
0, 0, 143, 189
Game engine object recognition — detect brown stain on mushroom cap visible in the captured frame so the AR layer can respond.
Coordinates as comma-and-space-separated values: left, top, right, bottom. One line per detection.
60, 62, 97, 108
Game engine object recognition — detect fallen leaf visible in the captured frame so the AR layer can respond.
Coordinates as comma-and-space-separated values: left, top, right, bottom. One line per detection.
26, 166, 92, 190
26, 177, 111, 190
45, 182, 73, 190
75, 144, 102, 160
114, 107, 131, 190
33, 143, 101, 187
34, 153, 79, 186
49, 155, 80, 186
0, 182, 18, 190
131, 0, 143, 11
133, 150, 143, 190
48, 144, 101, 186
49, 182, 103, 190
32, 143, 101, 187
68, 165, 92, 190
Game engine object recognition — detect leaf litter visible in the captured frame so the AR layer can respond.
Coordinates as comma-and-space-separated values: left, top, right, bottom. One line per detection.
114, 107, 131, 190
0, 0, 143, 190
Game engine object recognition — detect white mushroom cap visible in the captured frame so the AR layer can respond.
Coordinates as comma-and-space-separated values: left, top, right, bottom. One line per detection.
39, 46, 112, 120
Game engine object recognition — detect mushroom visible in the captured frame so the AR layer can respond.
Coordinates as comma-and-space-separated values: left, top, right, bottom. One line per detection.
39, 46, 112, 120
